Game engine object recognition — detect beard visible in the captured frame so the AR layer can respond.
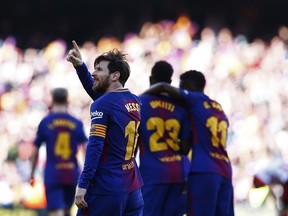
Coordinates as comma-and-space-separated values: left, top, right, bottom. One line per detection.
92, 76, 110, 93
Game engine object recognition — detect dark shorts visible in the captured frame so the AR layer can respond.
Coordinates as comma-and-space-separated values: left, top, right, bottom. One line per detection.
187, 173, 234, 216
45, 183, 76, 211
141, 183, 186, 216
76, 188, 144, 216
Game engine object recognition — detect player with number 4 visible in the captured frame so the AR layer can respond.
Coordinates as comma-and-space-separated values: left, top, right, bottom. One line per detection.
30, 87, 88, 216
143, 70, 235, 216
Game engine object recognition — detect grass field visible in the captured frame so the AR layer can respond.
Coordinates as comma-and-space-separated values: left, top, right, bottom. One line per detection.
0, 208, 38, 216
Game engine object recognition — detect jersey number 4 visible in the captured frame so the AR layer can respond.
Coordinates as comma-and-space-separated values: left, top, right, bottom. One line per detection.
54, 132, 72, 160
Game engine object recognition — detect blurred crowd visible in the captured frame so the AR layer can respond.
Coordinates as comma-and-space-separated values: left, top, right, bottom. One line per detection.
0, 15, 288, 211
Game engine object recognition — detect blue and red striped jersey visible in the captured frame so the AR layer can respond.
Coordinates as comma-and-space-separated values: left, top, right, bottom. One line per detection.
138, 93, 191, 185
78, 88, 144, 195
180, 89, 232, 179
34, 112, 88, 185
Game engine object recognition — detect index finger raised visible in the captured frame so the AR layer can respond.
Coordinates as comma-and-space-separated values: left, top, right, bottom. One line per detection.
72, 40, 80, 51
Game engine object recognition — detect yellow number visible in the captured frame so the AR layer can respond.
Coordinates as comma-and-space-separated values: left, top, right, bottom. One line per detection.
54, 132, 71, 160
125, 121, 140, 160
147, 117, 166, 151
206, 116, 227, 148
166, 119, 180, 151
147, 117, 180, 152
219, 120, 228, 147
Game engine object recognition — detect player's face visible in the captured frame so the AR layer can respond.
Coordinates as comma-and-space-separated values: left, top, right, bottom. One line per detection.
92, 60, 112, 93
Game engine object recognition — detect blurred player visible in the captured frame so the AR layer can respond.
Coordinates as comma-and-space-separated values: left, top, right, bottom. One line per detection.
143, 70, 234, 216
138, 61, 191, 216
30, 87, 88, 216
67, 46, 144, 215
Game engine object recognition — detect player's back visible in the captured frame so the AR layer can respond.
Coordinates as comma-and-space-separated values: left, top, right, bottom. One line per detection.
180, 90, 232, 179
88, 89, 143, 195
138, 93, 191, 185
34, 112, 87, 185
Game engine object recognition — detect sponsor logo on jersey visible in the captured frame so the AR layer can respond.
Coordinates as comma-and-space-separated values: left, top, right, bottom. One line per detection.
91, 110, 103, 120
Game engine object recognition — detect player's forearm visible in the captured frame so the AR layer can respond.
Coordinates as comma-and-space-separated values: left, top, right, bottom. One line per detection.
78, 138, 104, 188
30, 150, 39, 179
142, 82, 181, 99
162, 84, 181, 99
142, 82, 166, 95
75, 63, 102, 101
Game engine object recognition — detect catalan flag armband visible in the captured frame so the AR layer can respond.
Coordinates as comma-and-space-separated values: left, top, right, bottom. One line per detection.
90, 124, 107, 138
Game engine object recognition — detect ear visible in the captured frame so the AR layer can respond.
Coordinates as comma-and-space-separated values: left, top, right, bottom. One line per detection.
112, 71, 120, 81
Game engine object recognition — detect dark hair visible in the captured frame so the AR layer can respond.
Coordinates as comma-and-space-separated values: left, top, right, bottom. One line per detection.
94, 49, 130, 86
180, 70, 206, 91
150, 61, 173, 84
52, 88, 68, 104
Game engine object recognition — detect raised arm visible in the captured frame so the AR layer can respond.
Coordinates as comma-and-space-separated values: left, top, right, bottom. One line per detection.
66, 41, 102, 101
142, 82, 181, 100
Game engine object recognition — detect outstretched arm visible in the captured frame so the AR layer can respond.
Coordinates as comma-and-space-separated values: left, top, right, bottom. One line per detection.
142, 82, 181, 100
66, 41, 102, 101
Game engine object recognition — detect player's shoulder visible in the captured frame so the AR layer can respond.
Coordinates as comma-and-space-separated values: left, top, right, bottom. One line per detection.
91, 94, 114, 113
181, 89, 202, 98
111, 89, 140, 102
52, 112, 83, 124
127, 91, 141, 101
140, 92, 170, 101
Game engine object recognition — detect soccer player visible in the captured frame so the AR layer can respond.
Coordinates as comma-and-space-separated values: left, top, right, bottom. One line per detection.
30, 87, 88, 216
138, 61, 191, 216
143, 70, 234, 216
67, 46, 144, 215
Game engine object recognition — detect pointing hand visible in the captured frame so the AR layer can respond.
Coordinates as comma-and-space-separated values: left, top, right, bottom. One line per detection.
66, 40, 84, 67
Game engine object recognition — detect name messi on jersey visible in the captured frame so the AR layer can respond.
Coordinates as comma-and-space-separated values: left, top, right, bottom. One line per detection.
125, 102, 140, 112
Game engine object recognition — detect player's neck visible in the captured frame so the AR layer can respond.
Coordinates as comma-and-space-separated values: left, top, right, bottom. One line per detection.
106, 82, 124, 93
52, 105, 67, 113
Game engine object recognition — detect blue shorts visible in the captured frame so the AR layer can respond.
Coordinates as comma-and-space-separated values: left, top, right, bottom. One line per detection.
142, 183, 186, 216
76, 189, 144, 216
187, 173, 234, 216
45, 183, 76, 211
